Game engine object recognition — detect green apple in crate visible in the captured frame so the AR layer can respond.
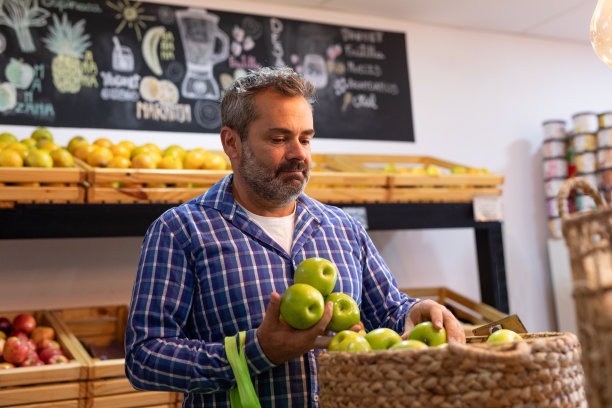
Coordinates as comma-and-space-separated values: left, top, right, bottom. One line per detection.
328, 330, 371, 352
364, 327, 402, 350
407, 321, 447, 346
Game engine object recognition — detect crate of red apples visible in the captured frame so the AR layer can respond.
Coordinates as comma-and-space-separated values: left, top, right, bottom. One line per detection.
0, 311, 86, 408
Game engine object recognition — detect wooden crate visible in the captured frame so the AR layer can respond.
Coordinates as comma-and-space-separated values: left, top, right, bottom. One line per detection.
399, 287, 507, 336
0, 166, 85, 204
76, 158, 229, 204
48, 305, 180, 408
308, 154, 504, 203
0, 310, 87, 408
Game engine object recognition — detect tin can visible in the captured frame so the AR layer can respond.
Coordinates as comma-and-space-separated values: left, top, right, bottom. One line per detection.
572, 111, 599, 133
569, 132, 597, 152
598, 168, 612, 187
597, 127, 612, 148
543, 157, 568, 178
598, 112, 612, 128
546, 197, 560, 218
597, 147, 612, 169
575, 151, 597, 173
542, 120, 567, 140
544, 177, 566, 198
542, 139, 567, 159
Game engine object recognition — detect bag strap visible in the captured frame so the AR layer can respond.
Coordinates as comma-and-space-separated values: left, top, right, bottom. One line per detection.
225, 331, 261, 408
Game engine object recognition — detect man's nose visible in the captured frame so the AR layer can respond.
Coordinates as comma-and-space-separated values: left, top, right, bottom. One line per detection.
286, 138, 308, 161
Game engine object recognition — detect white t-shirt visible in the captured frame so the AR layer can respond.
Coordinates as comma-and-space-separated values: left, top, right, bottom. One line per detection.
241, 205, 297, 254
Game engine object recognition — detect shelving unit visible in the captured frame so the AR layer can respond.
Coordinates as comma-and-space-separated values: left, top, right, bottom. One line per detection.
0, 201, 508, 314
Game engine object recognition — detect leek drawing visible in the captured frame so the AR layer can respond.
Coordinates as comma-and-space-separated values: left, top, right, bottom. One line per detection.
0, 0, 50, 53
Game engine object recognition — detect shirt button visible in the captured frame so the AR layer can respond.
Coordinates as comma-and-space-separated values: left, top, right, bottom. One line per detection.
313, 394, 319, 402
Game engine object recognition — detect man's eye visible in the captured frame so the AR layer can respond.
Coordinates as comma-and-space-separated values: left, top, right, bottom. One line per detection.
300, 139, 311, 145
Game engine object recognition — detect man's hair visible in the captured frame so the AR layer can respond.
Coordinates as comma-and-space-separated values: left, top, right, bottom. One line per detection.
220, 66, 316, 141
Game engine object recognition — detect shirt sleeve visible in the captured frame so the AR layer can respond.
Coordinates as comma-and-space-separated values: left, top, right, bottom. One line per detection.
354, 220, 420, 334
124, 215, 275, 394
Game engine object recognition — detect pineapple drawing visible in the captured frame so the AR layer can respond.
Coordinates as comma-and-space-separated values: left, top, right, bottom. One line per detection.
43, 13, 92, 94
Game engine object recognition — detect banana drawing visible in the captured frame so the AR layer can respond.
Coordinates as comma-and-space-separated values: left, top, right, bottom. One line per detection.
142, 26, 165, 76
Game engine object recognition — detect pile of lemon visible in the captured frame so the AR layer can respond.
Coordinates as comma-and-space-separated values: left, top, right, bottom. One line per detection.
0, 128, 229, 171
0, 128, 74, 168
67, 135, 228, 171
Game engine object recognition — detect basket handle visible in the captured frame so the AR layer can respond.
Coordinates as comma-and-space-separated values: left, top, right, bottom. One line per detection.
556, 177, 606, 219
448, 340, 530, 363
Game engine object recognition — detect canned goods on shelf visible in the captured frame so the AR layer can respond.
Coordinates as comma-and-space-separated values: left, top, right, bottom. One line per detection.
598, 168, 612, 187
597, 127, 612, 148
543, 157, 568, 178
598, 112, 612, 128
542, 120, 567, 140
597, 147, 612, 169
548, 217, 562, 239
546, 197, 561, 218
575, 151, 597, 173
544, 177, 566, 198
572, 111, 599, 133
542, 139, 567, 159
569, 132, 597, 152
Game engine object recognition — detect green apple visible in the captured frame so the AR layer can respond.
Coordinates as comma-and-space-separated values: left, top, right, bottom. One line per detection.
328, 330, 371, 352
486, 329, 522, 344
279, 283, 324, 330
389, 339, 428, 350
325, 292, 360, 332
407, 321, 447, 346
30, 127, 53, 142
364, 328, 402, 350
294, 257, 338, 297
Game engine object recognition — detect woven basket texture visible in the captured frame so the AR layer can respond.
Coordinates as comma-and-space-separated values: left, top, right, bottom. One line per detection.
558, 177, 612, 408
318, 332, 585, 408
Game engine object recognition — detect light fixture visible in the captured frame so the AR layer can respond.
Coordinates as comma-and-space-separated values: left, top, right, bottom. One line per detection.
591, 0, 612, 66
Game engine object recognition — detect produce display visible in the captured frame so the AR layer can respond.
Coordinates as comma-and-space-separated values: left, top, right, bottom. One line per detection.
0, 313, 69, 369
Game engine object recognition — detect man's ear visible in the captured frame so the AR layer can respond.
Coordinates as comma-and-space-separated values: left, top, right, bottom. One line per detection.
220, 126, 241, 161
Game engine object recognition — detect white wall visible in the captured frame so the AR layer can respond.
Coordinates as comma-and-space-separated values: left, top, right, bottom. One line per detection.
2, 0, 611, 332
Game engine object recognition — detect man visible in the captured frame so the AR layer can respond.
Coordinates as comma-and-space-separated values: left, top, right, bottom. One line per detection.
125, 66, 465, 407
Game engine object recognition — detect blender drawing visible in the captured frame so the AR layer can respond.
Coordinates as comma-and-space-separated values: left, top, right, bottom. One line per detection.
176, 8, 229, 100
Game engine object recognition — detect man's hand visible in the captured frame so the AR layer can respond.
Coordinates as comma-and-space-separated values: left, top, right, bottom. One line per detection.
403, 299, 466, 344
257, 292, 333, 364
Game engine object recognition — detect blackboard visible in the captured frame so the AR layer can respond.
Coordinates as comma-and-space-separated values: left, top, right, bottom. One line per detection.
0, 1, 414, 142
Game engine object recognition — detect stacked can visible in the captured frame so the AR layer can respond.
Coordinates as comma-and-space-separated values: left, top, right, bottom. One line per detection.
597, 112, 612, 204
570, 112, 599, 211
542, 120, 568, 238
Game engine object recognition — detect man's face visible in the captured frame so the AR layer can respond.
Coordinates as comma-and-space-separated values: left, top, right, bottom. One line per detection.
237, 90, 314, 207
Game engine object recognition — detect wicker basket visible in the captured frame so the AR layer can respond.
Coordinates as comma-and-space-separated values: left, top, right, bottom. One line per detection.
318, 332, 585, 408
557, 177, 612, 408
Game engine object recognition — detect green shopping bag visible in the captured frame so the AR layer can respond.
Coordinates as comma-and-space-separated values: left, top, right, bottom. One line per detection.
225, 331, 261, 408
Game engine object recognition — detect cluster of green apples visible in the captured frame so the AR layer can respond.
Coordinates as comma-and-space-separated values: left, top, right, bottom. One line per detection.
279, 257, 360, 332
328, 321, 448, 352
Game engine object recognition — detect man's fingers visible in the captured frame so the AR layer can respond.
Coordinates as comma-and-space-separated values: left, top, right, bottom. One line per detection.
314, 301, 334, 333
264, 292, 282, 322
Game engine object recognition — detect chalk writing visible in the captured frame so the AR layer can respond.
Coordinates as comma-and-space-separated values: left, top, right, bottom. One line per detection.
340, 28, 383, 43
270, 18, 285, 66
136, 101, 192, 123
41, 0, 103, 13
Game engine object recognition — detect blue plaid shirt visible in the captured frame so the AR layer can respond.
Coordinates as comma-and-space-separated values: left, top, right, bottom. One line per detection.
125, 174, 419, 407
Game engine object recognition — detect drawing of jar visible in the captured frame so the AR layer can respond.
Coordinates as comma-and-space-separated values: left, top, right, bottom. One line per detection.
176, 8, 229, 100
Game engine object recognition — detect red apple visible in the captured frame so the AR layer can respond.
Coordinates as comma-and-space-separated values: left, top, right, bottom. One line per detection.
12, 314, 36, 335
26, 338, 37, 353
9, 331, 28, 341
30, 326, 55, 345
3, 336, 30, 365
20, 356, 44, 367
37, 339, 60, 352
0, 362, 14, 369
0, 317, 11, 335
48, 354, 69, 364
39, 347, 63, 364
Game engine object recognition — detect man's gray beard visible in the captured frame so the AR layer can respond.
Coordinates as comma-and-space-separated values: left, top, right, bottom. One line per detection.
239, 142, 310, 207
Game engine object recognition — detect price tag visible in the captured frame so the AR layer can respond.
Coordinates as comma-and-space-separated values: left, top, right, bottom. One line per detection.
341, 206, 369, 229
473, 195, 503, 222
